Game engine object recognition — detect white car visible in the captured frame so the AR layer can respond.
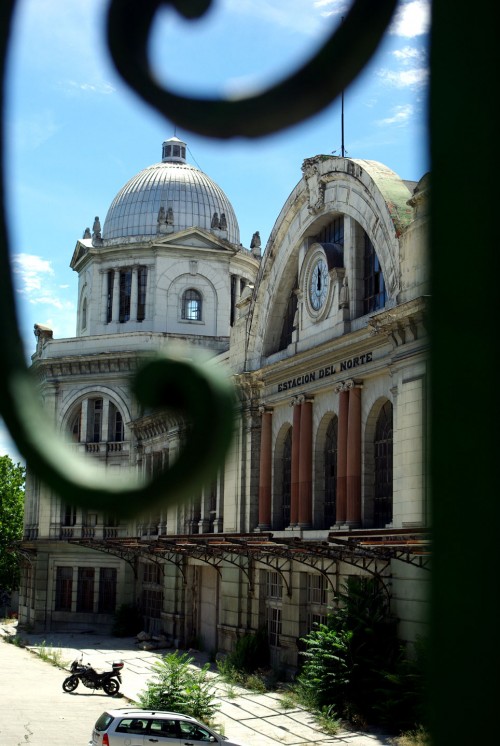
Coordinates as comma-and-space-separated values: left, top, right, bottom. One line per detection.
89, 708, 249, 746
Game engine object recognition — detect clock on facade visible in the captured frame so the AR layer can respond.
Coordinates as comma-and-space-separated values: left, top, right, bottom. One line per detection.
309, 257, 329, 310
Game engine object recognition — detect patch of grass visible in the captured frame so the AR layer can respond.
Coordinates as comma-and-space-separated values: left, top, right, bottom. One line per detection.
36, 641, 69, 668
223, 683, 237, 699
216, 660, 272, 693
244, 673, 267, 693
389, 726, 431, 746
2, 634, 27, 647
314, 704, 341, 735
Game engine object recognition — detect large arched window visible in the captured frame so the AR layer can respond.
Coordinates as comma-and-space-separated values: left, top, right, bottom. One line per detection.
182, 288, 202, 321
66, 397, 126, 445
324, 418, 338, 527
363, 234, 386, 314
374, 401, 393, 527
278, 282, 298, 352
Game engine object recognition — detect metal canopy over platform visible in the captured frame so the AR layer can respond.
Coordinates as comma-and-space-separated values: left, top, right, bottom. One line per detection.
67, 528, 430, 595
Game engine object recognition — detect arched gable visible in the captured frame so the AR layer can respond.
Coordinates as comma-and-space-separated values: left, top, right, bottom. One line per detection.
246, 157, 412, 368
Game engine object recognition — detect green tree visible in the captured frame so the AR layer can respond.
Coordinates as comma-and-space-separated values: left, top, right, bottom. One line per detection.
0, 455, 26, 591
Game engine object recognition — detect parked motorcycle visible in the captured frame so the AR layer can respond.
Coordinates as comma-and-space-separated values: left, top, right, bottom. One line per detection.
62, 656, 124, 695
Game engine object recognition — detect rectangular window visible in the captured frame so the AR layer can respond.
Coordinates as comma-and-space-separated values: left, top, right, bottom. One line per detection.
268, 606, 282, 647
266, 571, 283, 599
307, 573, 327, 605
88, 398, 103, 443
143, 563, 162, 584
109, 404, 124, 442
55, 566, 73, 611
98, 568, 117, 613
76, 567, 95, 612
62, 504, 77, 526
137, 266, 147, 321
141, 589, 163, 619
106, 270, 114, 323
119, 269, 132, 322
308, 611, 328, 630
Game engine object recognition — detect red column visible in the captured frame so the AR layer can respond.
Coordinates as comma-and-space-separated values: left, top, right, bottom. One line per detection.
346, 386, 362, 526
298, 399, 313, 528
258, 410, 273, 529
336, 388, 349, 525
290, 402, 301, 527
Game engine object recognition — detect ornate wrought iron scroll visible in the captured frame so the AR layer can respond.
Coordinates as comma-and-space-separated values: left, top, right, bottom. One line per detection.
0, 0, 397, 517
107, 0, 398, 138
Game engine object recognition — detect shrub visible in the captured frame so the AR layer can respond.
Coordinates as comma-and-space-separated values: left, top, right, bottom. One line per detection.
112, 603, 143, 637
138, 651, 217, 724
223, 628, 269, 673
295, 577, 427, 732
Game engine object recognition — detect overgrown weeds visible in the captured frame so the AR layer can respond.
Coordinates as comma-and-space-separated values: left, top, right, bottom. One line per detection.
36, 640, 69, 668
389, 726, 431, 746
138, 651, 217, 725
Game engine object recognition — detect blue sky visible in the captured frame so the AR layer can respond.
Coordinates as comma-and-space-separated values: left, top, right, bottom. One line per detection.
1, 0, 430, 460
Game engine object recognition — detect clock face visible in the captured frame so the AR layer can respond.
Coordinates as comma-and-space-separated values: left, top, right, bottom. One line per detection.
309, 258, 329, 310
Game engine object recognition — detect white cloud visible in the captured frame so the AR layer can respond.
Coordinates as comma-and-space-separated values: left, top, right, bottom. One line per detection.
12, 253, 54, 294
390, 0, 430, 38
377, 104, 414, 127
393, 45, 425, 64
11, 253, 76, 339
60, 80, 116, 96
378, 66, 429, 88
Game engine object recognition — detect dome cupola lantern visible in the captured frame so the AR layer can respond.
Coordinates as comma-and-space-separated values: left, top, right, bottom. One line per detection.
162, 136, 187, 163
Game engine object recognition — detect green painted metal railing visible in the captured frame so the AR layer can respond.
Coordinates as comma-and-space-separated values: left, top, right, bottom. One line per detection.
1, 1, 498, 743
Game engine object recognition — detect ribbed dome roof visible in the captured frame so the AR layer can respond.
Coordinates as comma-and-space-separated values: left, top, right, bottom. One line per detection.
102, 137, 240, 245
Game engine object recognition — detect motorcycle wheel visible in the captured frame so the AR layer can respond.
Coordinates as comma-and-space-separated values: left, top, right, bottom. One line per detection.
103, 678, 120, 696
62, 676, 79, 692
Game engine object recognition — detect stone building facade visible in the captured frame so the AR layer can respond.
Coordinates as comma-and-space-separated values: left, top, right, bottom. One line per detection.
19, 138, 430, 671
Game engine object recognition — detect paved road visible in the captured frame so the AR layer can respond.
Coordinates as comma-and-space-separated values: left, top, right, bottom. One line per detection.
0, 639, 116, 745
0, 627, 393, 746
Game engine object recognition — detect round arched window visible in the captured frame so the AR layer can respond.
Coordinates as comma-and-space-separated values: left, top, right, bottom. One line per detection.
182, 289, 202, 321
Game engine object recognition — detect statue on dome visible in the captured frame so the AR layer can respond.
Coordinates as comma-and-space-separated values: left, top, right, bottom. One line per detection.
219, 213, 227, 230
92, 216, 101, 239
211, 212, 220, 229
157, 206, 166, 225
166, 206, 174, 225
250, 231, 261, 249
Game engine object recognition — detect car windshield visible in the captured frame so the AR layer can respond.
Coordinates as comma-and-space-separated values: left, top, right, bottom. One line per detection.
94, 713, 113, 732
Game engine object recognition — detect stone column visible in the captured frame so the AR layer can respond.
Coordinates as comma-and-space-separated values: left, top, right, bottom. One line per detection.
298, 397, 313, 528
335, 385, 349, 525
257, 408, 273, 530
130, 266, 138, 320
346, 383, 362, 527
289, 399, 301, 527
198, 484, 212, 534
213, 471, 224, 533
112, 269, 120, 322
101, 270, 108, 324
101, 399, 110, 444
233, 274, 241, 322
80, 398, 89, 443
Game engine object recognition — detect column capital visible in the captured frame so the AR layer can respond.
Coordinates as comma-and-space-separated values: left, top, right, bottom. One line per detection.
335, 379, 363, 393
289, 394, 313, 406
258, 405, 273, 415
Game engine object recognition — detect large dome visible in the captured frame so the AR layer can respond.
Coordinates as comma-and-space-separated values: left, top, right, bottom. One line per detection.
102, 137, 240, 245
